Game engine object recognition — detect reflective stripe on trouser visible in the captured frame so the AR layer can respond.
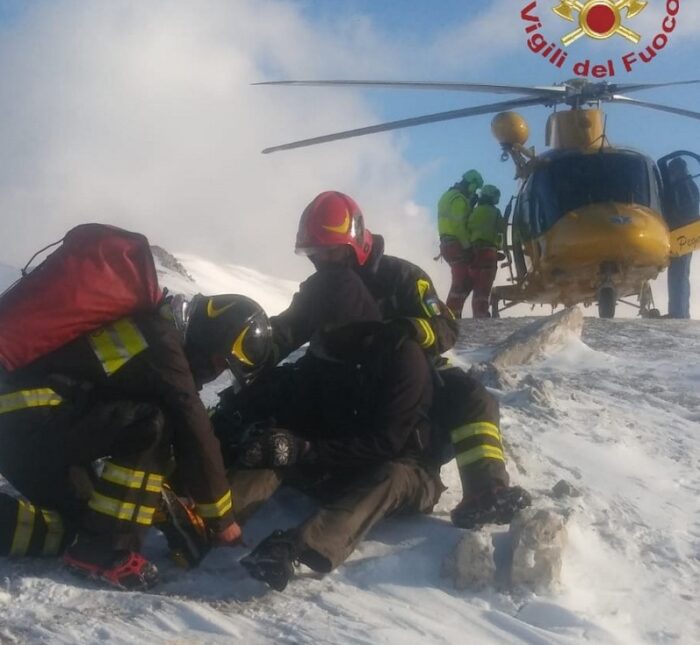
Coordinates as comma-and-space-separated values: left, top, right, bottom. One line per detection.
451, 422, 505, 468
0, 388, 63, 415
0, 494, 69, 557
433, 367, 509, 496
88, 318, 148, 376
87, 460, 164, 528
451, 421, 508, 496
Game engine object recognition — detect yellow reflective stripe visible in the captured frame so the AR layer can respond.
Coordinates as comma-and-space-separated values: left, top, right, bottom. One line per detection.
134, 505, 156, 526
451, 422, 501, 444
145, 474, 164, 494
456, 445, 505, 468
10, 500, 35, 556
231, 326, 255, 367
40, 509, 64, 556
88, 492, 136, 521
101, 463, 145, 489
88, 318, 148, 376
416, 279, 433, 318
113, 318, 148, 356
196, 489, 232, 519
89, 327, 130, 375
411, 318, 436, 349
0, 388, 63, 415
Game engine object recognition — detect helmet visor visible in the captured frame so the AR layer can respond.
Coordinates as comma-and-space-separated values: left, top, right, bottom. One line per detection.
225, 312, 272, 388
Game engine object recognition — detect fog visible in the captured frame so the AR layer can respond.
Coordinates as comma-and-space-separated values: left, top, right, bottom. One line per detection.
0, 0, 454, 281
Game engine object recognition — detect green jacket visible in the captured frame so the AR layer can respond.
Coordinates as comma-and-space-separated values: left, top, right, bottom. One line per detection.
467, 204, 505, 249
437, 188, 472, 247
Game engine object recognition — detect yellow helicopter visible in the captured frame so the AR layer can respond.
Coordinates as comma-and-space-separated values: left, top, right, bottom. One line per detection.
257, 78, 700, 318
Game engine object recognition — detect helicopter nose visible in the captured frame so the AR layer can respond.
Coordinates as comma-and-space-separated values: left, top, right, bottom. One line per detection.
544, 203, 670, 269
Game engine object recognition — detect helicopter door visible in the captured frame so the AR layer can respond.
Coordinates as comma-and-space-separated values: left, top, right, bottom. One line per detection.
511, 178, 534, 276
511, 195, 529, 276
658, 151, 700, 257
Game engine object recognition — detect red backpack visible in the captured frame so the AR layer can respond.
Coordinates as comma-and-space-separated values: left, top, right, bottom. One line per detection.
0, 224, 163, 374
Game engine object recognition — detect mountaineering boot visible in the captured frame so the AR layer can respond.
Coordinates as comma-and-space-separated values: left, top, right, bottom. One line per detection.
63, 535, 159, 591
153, 484, 211, 569
240, 529, 301, 592
451, 486, 532, 529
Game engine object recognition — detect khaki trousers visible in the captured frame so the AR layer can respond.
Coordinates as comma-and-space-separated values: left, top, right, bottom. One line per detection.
229, 459, 443, 572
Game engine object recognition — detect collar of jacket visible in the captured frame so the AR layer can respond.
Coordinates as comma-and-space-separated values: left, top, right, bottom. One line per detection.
360, 233, 385, 276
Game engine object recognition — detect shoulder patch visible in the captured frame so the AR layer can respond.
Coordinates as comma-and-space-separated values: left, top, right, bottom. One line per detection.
425, 296, 441, 317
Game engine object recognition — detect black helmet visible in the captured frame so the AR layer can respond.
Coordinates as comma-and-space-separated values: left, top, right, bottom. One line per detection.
184, 294, 272, 389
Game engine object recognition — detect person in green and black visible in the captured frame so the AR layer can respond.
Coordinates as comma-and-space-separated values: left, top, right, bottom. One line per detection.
463, 184, 506, 318
437, 170, 484, 317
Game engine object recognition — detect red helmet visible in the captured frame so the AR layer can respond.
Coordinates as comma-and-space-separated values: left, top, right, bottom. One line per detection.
295, 191, 373, 266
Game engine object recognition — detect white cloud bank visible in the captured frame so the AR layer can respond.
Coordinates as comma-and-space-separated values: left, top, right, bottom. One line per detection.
0, 0, 444, 284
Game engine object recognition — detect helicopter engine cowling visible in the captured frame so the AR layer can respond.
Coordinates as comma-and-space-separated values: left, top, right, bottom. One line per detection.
546, 109, 608, 150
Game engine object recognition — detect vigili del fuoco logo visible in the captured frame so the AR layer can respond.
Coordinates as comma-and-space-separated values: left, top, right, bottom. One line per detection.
521, 0, 681, 77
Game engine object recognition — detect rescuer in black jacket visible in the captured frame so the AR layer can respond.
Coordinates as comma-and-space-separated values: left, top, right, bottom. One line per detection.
222, 276, 444, 592
0, 294, 273, 590
271, 191, 458, 362
258, 191, 529, 530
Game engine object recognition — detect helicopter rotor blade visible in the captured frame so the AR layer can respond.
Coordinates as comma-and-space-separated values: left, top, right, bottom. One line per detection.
262, 96, 548, 154
608, 80, 700, 95
611, 95, 700, 121
254, 79, 565, 97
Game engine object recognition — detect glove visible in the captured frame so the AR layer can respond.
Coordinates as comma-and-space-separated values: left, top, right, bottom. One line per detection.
238, 428, 309, 469
211, 521, 243, 548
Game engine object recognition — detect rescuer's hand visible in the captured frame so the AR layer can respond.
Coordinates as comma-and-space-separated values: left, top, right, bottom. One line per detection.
211, 521, 243, 547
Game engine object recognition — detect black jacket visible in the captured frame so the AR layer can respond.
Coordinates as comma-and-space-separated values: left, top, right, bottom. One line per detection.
358, 235, 458, 354
2, 311, 234, 529
216, 326, 434, 472
271, 235, 457, 361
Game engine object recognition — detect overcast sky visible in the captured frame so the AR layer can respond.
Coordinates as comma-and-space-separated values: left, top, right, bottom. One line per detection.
1, 0, 699, 313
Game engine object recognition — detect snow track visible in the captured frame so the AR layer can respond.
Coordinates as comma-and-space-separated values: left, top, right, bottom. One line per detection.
1, 260, 699, 643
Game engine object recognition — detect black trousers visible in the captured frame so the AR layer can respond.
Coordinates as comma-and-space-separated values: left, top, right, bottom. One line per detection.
0, 399, 169, 556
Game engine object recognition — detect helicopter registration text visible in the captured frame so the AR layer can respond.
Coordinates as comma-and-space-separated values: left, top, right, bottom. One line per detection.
521, 1, 681, 77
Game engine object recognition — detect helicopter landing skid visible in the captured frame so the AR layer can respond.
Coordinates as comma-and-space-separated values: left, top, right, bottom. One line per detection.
617, 281, 661, 318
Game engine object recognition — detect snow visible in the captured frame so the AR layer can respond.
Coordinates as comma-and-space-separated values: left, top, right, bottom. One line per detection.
0, 263, 20, 294
1, 254, 699, 644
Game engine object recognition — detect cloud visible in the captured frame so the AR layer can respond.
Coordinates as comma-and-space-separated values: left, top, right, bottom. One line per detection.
0, 0, 439, 284
424, 0, 526, 72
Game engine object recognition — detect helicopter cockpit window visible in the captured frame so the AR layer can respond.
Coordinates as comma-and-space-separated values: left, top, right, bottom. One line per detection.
534, 153, 652, 235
